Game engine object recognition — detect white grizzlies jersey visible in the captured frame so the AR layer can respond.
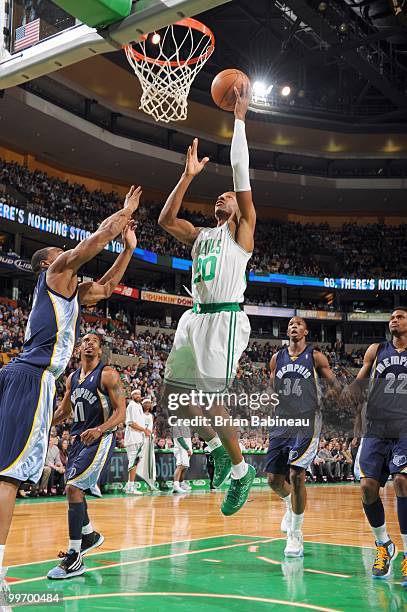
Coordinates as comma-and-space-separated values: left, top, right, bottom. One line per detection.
191, 223, 251, 303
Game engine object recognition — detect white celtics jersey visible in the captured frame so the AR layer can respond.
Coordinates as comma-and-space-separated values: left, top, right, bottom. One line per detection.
191, 222, 251, 304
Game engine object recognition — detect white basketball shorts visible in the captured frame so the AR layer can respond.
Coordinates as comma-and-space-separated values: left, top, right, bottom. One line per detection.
164, 308, 250, 393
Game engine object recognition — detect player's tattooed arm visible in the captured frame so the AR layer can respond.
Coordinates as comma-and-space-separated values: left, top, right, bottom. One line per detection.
158, 138, 207, 245
52, 374, 73, 426
79, 221, 137, 306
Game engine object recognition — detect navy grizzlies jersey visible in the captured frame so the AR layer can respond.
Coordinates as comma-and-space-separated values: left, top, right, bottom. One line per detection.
70, 362, 113, 437
274, 345, 320, 417
16, 271, 81, 379
366, 342, 407, 424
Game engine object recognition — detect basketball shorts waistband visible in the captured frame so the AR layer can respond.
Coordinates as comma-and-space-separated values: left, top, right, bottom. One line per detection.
192, 302, 242, 314
2, 361, 51, 378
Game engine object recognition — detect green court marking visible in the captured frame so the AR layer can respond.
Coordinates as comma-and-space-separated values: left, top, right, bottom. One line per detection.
5, 536, 407, 611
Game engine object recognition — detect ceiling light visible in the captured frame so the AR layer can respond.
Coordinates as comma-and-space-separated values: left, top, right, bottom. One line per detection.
253, 81, 269, 97
281, 86, 291, 97
151, 32, 161, 44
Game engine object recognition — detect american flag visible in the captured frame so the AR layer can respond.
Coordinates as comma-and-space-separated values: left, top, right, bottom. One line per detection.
14, 19, 40, 52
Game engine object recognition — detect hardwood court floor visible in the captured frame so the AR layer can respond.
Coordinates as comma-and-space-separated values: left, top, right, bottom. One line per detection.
4, 484, 407, 611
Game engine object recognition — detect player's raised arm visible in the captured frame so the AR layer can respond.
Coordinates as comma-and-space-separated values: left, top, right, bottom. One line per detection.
52, 374, 73, 426
47, 186, 142, 293
78, 221, 137, 306
158, 138, 208, 245
80, 367, 126, 445
232, 84, 256, 253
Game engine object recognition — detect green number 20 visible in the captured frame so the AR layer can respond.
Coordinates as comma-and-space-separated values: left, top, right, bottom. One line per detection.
193, 255, 217, 284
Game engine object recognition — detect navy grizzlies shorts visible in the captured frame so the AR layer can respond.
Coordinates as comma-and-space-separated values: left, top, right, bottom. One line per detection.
354, 436, 407, 486
0, 363, 56, 483
65, 433, 115, 496
265, 413, 322, 474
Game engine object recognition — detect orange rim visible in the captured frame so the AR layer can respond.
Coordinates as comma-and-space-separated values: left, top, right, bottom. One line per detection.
124, 18, 215, 67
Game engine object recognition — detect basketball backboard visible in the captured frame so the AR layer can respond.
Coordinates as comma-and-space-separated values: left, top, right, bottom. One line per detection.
0, 0, 230, 89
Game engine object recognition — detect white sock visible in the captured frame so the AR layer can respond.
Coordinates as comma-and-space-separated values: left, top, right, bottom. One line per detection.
174, 481, 180, 487
207, 437, 222, 452
0, 544, 4, 572
68, 539, 82, 553
292, 512, 304, 532
372, 524, 389, 545
127, 481, 134, 490
82, 522, 93, 536
401, 533, 407, 554
231, 460, 248, 480
283, 493, 292, 510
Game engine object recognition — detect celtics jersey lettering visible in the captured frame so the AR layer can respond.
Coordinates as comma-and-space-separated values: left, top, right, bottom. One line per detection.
191, 223, 251, 303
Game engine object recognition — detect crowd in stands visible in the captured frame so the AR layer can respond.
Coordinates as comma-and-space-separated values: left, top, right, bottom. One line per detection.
0, 159, 402, 497
0, 293, 363, 497
2, 157, 407, 277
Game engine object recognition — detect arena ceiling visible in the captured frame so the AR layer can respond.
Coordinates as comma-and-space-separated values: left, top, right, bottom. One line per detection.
108, 0, 407, 127
1, 0, 406, 211
0, 86, 406, 214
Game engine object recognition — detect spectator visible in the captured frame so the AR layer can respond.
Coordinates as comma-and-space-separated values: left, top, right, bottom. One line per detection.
44, 435, 65, 495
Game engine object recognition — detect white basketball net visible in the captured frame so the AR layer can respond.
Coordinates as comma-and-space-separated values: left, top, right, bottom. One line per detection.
124, 19, 215, 123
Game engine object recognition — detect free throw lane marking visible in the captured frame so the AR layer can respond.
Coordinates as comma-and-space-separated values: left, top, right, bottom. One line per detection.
10, 537, 278, 586
8, 533, 246, 568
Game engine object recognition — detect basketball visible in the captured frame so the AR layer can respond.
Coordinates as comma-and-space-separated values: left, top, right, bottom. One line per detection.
211, 69, 251, 111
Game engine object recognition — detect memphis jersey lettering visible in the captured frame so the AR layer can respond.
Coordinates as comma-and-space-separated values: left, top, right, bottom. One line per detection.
70, 362, 113, 437
366, 342, 407, 421
274, 345, 320, 417
16, 271, 80, 378
191, 223, 251, 303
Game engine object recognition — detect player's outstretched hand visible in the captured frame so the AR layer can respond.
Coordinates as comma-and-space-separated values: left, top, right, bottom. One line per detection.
184, 138, 209, 178
234, 83, 251, 121
124, 185, 142, 213
122, 220, 137, 251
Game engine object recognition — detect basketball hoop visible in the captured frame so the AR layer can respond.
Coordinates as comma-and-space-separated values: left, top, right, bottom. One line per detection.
124, 18, 215, 123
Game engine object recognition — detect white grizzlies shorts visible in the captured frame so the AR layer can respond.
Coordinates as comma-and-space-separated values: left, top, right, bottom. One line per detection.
126, 441, 144, 471
164, 306, 251, 393
173, 445, 190, 468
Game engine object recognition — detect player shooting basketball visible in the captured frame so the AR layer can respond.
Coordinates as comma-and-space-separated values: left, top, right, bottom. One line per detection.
159, 84, 256, 516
